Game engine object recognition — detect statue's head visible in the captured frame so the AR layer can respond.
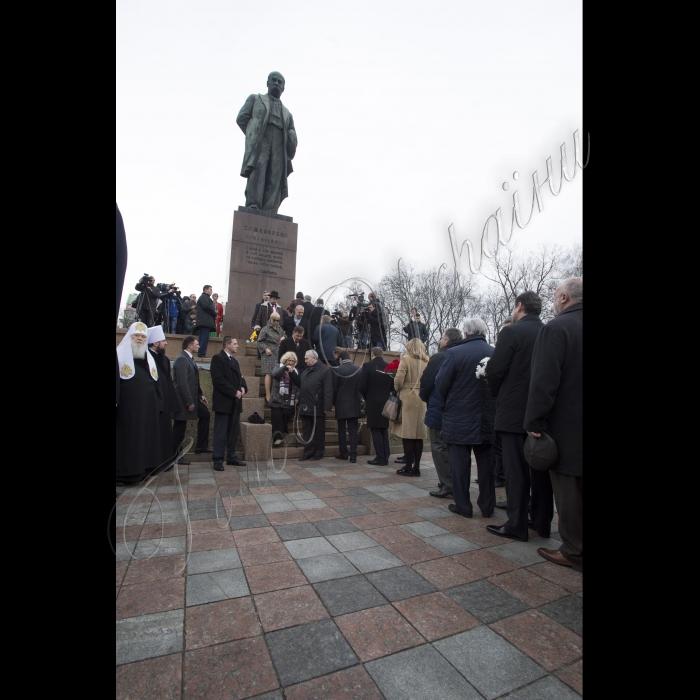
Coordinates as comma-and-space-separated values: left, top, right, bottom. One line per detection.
267, 71, 285, 98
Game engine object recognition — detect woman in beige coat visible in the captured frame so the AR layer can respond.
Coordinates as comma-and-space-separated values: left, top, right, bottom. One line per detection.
391, 338, 429, 476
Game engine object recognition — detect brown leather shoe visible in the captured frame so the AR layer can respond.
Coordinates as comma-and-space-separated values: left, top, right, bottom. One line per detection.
537, 547, 574, 567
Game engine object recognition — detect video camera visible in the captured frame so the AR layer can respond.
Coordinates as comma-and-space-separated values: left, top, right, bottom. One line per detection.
155, 282, 179, 294
347, 292, 369, 311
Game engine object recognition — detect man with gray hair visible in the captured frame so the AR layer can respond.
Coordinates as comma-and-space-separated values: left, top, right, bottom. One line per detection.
298, 349, 333, 460
420, 328, 463, 498
525, 278, 583, 570
434, 318, 496, 518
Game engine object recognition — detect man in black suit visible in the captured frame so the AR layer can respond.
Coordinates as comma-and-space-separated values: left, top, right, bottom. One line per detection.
251, 290, 270, 332
485, 291, 553, 542
307, 298, 329, 348
210, 336, 248, 471
172, 335, 212, 459
359, 347, 394, 465
279, 326, 311, 370
283, 304, 310, 338
525, 278, 583, 570
332, 349, 362, 462
301, 294, 314, 319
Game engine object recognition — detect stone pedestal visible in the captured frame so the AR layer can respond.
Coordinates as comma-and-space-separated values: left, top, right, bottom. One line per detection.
225, 207, 298, 340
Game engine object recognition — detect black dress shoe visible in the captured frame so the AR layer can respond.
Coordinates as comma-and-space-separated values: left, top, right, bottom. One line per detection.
349, 457, 356, 463
448, 503, 472, 518
486, 524, 527, 541
396, 466, 413, 476
437, 482, 444, 489
213, 463, 224, 471
177, 458, 190, 465
394, 456, 406, 463
495, 501, 507, 509
299, 455, 312, 461
429, 487, 453, 498
227, 458, 246, 466
195, 448, 213, 454
335, 455, 348, 461
367, 459, 387, 465
494, 479, 506, 488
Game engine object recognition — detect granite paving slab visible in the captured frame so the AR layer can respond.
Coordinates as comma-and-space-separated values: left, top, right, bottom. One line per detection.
283, 665, 383, 700
273, 522, 322, 541
501, 674, 582, 699
133, 536, 187, 559
325, 532, 378, 552
265, 619, 359, 687
445, 579, 529, 623
296, 553, 361, 583
538, 595, 583, 636
434, 626, 546, 700
313, 518, 359, 536
228, 515, 271, 530
365, 566, 437, 601
186, 568, 249, 606
411, 507, 455, 519
284, 537, 339, 559
116, 609, 184, 666
343, 546, 404, 573
402, 521, 450, 538
187, 547, 241, 574
313, 575, 388, 616
115, 653, 182, 700
365, 644, 482, 700
334, 504, 373, 517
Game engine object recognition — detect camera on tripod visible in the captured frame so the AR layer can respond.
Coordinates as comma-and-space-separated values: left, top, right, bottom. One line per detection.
347, 292, 369, 311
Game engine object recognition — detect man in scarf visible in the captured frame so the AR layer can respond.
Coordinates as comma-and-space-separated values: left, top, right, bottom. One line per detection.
116, 322, 163, 485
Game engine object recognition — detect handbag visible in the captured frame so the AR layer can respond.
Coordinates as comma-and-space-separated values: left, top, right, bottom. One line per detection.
382, 391, 402, 422
248, 411, 265, 424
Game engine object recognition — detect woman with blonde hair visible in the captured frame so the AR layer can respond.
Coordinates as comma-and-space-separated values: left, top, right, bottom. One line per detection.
257, 312, 286, 402
391, 338, 429, 476
270, 351, 300, 445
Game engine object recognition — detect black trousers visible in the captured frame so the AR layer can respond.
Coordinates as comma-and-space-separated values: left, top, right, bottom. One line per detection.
271, 406, 293, 441
500, 431, 554, 539
172, 401, 210, 455
371, 427, 390, 463
493, 432, 505, 481
448, 442, 495, 517
402, 439, 424, 470
337, 418, 359, 457
301, 413, 326, 458
197, 327, 211, 357
550, 471, 583, 566
213, 410, 241, 462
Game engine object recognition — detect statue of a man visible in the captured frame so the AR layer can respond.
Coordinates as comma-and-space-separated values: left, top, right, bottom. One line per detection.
236, 71, 297, 214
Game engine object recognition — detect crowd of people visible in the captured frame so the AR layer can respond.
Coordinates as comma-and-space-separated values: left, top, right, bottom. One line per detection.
116, 275, 582, 572
132, 276, 224, 350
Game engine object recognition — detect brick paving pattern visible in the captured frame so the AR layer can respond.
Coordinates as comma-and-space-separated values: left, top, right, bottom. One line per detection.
115, 455, 582, 698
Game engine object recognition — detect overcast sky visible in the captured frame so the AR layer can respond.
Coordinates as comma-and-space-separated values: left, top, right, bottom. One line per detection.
116, 0, 582, 310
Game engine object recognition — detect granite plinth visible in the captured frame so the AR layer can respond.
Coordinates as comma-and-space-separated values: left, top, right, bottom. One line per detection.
226, 208, 298, 340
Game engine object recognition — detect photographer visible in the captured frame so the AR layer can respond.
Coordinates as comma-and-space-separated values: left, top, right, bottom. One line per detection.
335, 311, 353, 348
403, 309, 428, 346
349, 294, 369, 349
367, 302, 386, 349
134, 275, 160, 327
162, 286, 181, 334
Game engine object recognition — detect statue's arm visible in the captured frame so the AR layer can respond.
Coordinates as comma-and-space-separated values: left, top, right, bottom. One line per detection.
286, 113, 297, 160
236, 94, 256, 134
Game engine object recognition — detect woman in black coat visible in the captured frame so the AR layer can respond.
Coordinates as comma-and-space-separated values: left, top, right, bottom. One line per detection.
269, 352, 301, 445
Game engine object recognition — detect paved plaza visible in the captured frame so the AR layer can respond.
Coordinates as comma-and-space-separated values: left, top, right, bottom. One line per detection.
115, 454, 583, 699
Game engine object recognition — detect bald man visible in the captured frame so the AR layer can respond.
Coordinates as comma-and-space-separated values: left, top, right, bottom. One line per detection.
524, 277, 583, 571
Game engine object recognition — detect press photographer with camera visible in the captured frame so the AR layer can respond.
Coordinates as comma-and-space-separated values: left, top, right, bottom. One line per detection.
134, 274, 160, 327
162, 285, 182, 334
367, 301, 386, 349
332, 310, 353, 348
349, 293, 369, 349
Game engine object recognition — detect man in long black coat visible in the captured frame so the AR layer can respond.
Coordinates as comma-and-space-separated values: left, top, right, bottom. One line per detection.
307, 299, 329, 348
195, 285, 217, 357
485, 291, 553, 542
524, 278, 583, 570
147, 326, 180, 473
332, 349, 363, 462
298, 350, 333, 460
210, 337, 248, 471
359, 347, 394, 465
116, 323, 163, 485
283, 304, 310, 338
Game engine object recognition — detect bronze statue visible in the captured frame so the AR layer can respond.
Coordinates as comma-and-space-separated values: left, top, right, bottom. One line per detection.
236, 72, 297, 214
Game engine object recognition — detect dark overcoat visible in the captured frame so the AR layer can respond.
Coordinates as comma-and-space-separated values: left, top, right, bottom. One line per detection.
313, 323, 343, 364
172, 351, 204, 421
308, 306, 329, 344
359, 357, 394, 428
419, 340, 460, 429
486, 314, 544, 433
279, 336, 311, 369
298, 362, 333, 416
524, 304, 583, 476
282, 315, 310, 338
210, 350, 248, 415
195, 293, 217, 330
150, 349, 178, 467
435, 335, 495, 445
333, 360, 362, 420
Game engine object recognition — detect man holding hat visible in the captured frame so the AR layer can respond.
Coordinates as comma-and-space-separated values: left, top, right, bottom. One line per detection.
116, 322, 163, 485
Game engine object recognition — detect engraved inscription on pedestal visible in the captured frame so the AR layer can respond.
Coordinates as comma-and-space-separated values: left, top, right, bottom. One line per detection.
225, 209, 298, 339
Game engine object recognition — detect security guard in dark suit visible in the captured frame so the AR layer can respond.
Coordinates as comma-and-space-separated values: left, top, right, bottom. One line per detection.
210, 336, 248, 471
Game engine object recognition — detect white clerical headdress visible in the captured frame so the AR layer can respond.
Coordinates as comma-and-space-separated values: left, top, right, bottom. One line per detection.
117, 322, 159, 380
147, 325, 166, 344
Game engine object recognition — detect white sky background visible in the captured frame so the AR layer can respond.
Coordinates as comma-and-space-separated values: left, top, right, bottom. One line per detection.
116, 0, 582, 310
